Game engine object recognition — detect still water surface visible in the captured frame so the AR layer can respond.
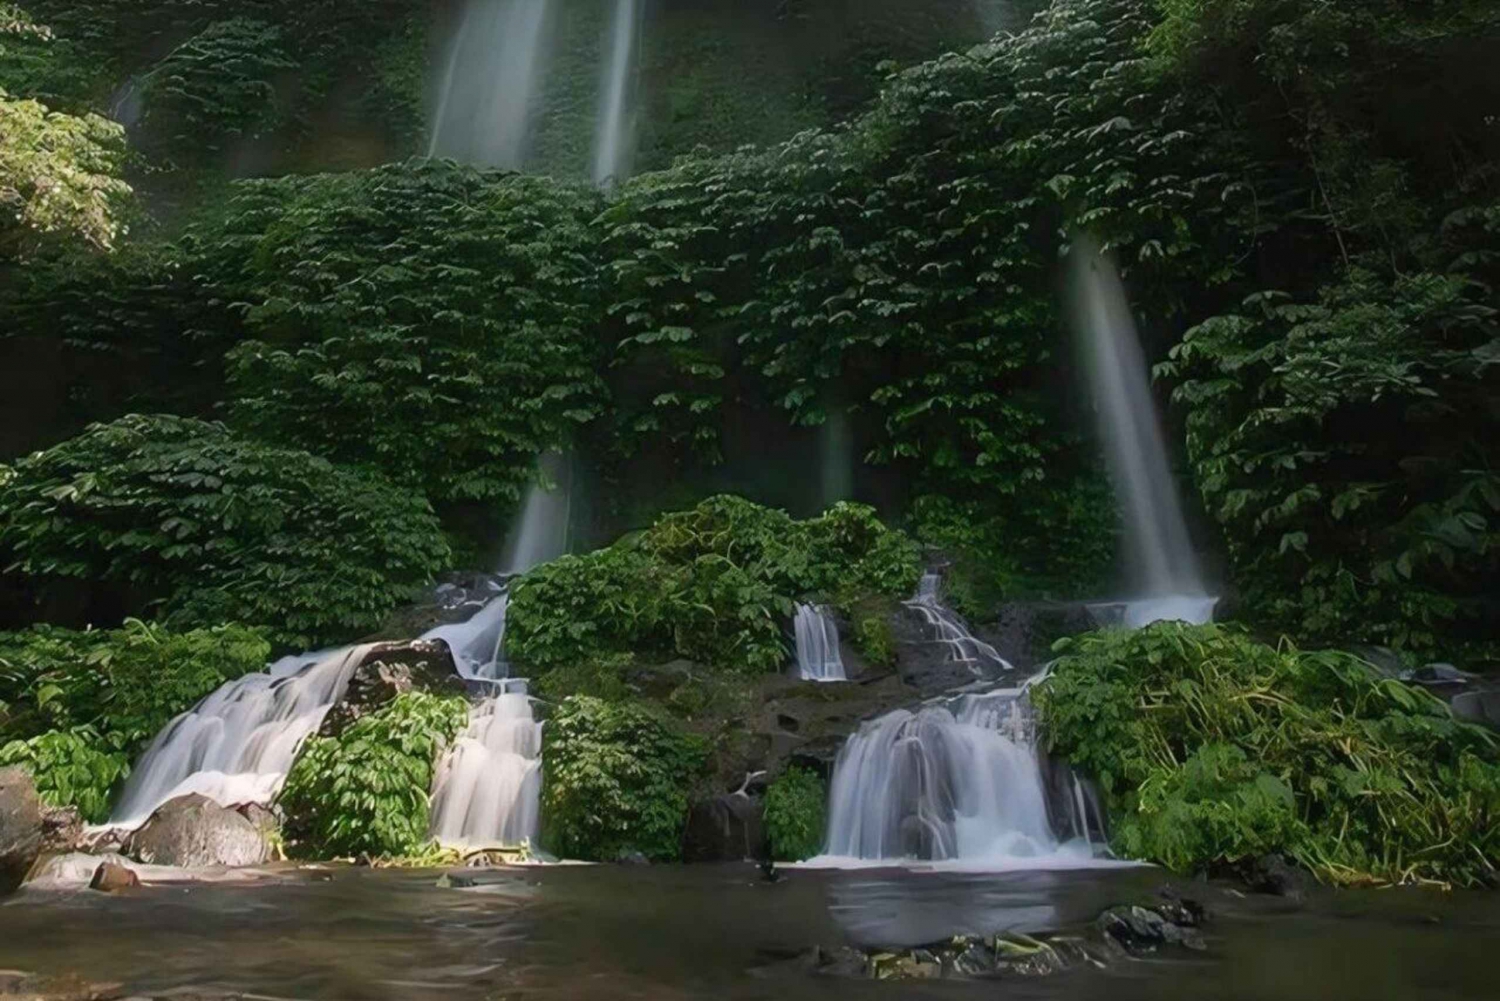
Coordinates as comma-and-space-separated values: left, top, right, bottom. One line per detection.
1, 864, 1495, 1000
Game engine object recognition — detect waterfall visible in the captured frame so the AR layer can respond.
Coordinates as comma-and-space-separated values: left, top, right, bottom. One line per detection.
904, 573, 1012, 676
819, 409, 854, 508
109, 645, 374, 827
592, 0, 640, 188
1069, 234, 1216, 628
793, 603, 846, 682
818, 684, 1107, 867
429, 689, 543, 848
428, 0, 556, 168
501, 451, 573, 576
422, 593, 511, 681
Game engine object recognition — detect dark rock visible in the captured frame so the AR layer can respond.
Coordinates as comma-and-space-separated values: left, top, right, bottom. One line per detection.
615, 850, 650, 866
949, 941, 997, 977
88, 861, 140, 893
123, 794, 271, 868
1452, 690, 1500, 729
814, 947, 868, 978
0, 766, 43, 894
1097, 902, 1207, 955
684, 786, 766, 862
1234, 853, 1309, 901
376, 572, 507, 640
318, 640, 465, 737
988, 601, 1099, 670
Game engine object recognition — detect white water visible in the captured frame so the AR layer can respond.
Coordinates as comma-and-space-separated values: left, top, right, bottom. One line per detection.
502, 451, 572, 575
428, 0, 555, 168
109, 645, 374, 827
1070, 234, 1215, 627
592, 0, 640, 187
429, 690, 543, 848
422, 594, 511, 682
904, 573, 1013, 676
793, 604, 846, 682
812, 683, 1113, 869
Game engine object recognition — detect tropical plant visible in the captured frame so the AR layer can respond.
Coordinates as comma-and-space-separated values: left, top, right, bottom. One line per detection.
1035, 623, 1500, 887
542, 695, 708, 862
279, 691, 468, 859
763, 765, 827, 862
0, 414, 450, 647
0, 726, 128, 822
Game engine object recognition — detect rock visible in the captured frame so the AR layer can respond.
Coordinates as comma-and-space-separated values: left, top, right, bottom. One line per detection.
318, 640, 465, 737
1235, 853, 1308, 901
39, 804, 86, 856
1097, 902, 1207, 955
123, 794, 271, 868
0, 766, 43, 894
813, 947, 868, 978
615, 850, 650, 866
0, 970, 128, 1000
88, 860, 140, 893
1452, 690, 1500, 729
683, 788, 765, 862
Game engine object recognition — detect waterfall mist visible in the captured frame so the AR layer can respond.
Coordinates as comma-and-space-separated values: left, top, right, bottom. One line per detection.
592, 0, 641, 187
819, 409, 854, 509
428, 0, 556, 168
1069, 235, 1215, 627
501, 451, 573, 576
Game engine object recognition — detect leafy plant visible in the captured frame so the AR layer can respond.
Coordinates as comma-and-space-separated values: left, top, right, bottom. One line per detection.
0, 726, 129, 822
1035, 623, 1500, 886
542, 695, 708, 862
508, 496, 920, 672
763, 765, 826, 861
279, 691, 468, 859
0, 414, 450, 647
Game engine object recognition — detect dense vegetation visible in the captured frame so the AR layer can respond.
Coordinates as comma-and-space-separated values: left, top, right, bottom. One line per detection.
1037, 624, 1500, 886
541, 696, 708, 862
763, 765, 827, 862
0, 620, 268, 820
280, 691, 469, 859
509, 496, 919, 672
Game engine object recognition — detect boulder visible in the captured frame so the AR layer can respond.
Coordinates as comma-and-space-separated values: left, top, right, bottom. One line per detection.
318, 640, 465, 737
1452, 689, 1500, 729
683, 787, 765, 862
88, 860, 140, 892
123, 794, 271, 868
0, 766, 43, 894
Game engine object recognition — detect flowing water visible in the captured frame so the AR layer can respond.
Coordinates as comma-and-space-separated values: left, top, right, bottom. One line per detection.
428, 690, 543, 848
792, 604, 846, 683
904, 573, 1012, 676
4, 863, 1496, 1000
428, 0, 556, 167
108, 645, 373, 828
501, 451, 573, 576
815, 682, 1108, 868
592, 0, 640, 187
1069, 234, 1216, 627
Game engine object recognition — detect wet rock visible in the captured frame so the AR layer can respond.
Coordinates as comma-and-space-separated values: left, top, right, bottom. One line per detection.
39, 804, 86, 856
813, 947, 868, 978
1452, 689, 1500, 729
615, 850, 650, 866
0, 970, 127, 1000
1097, 902, 1207, 955
123, 794, 271, 868
1233, 853, 1308, 901
948, 940, 997, 977
88, 861, 140, 893
988, 601, 1098, 670
319, 640, 465, 737
683, 787, 765, 862
0, 766, 43, 893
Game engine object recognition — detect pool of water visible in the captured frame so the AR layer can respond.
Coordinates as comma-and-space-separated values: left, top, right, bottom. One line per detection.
1, 863, 1496, 1000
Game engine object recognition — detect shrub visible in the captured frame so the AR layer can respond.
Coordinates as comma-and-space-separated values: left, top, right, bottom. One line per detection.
508, 496, 920, 672
542, 696, 708, 862
279, 691, 468, 859
0, 619, 269, 748
0, 414, 450, 647
1034, 623, 1500, 886
0, 727, 128, 822
763, 765, 826, 861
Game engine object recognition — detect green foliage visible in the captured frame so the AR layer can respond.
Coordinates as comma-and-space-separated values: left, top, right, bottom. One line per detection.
279, 691, 468, 859
508, 496, 919, 672
207, 160, 606, 506
1035, 623, 1500, 886
0, 619, 268, 747
137, 18, 294, 156
763, 765, 826, 861
0, 726, 127, 822
0, 84, 131, 260
542, 695, 708, 862
0, 414, 449, 647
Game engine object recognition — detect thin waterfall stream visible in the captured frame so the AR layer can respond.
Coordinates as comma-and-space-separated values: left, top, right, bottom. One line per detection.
593, 0, 641, 187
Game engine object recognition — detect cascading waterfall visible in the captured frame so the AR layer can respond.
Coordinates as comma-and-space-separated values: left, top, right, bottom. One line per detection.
109, 645, 374, 827
905, 573, 1012, 676
1069, 234, 1217, 628
501, 451, 573, 576
592, 0, 641, 187
422, 592, 511, 682
428, 0, 556, 168
792, 603, 846, 682
428, 688, 542, 848
815, 683, 1111, 868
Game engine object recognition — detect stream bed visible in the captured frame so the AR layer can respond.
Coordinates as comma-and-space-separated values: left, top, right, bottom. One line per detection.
2, 864, 1497, 1000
